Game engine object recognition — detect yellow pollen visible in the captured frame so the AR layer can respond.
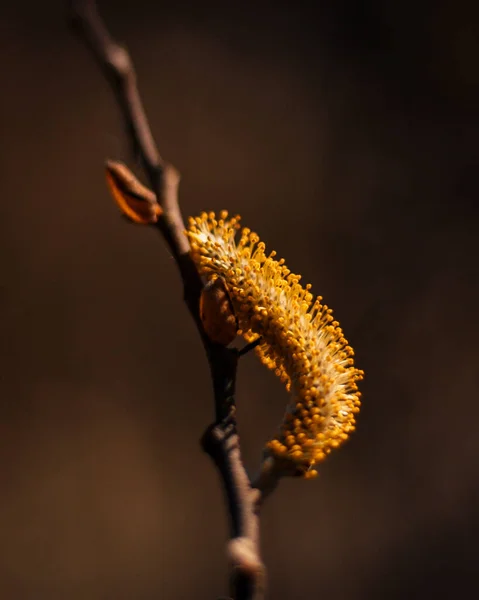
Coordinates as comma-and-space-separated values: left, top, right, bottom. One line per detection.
185, 212, 364, 479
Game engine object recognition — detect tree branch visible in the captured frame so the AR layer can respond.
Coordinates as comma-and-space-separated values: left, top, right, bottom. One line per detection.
68, 2, 281, 598
69, 0, 192, 273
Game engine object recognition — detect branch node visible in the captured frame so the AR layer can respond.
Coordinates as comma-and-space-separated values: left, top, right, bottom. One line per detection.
107, 44, 131, 78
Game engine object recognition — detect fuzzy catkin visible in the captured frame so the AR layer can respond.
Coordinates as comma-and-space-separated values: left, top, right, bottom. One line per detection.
187, 211, 363, 479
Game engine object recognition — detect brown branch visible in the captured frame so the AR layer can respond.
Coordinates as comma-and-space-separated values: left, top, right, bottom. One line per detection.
69, 0, 191, 272
202, 347, 265, 599
69, 0, 162, 178
68, 2, 281, 598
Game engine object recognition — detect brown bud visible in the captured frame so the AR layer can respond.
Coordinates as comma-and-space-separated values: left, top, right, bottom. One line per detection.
105, 160, 162, 224
199, 278, 238, 345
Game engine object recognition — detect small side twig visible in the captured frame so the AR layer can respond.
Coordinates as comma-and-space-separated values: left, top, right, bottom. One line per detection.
68, 2, 281, 598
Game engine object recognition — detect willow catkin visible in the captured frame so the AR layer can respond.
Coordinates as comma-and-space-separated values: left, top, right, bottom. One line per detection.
186, 211, 363, 479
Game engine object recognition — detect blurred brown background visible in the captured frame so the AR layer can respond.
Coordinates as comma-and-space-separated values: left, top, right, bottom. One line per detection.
0, 1, 478, 598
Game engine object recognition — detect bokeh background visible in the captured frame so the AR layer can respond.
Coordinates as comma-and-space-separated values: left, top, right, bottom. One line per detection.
1, 1, 478, 598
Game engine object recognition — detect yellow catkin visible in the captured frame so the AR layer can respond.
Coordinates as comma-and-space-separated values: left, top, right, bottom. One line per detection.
186, 211, 364, 478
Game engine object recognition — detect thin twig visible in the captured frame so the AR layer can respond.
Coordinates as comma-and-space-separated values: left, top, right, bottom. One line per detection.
202, 347, 266, 599
70, 0, 191, 271
68, 2, 279, 598
70, 0, 162, 177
